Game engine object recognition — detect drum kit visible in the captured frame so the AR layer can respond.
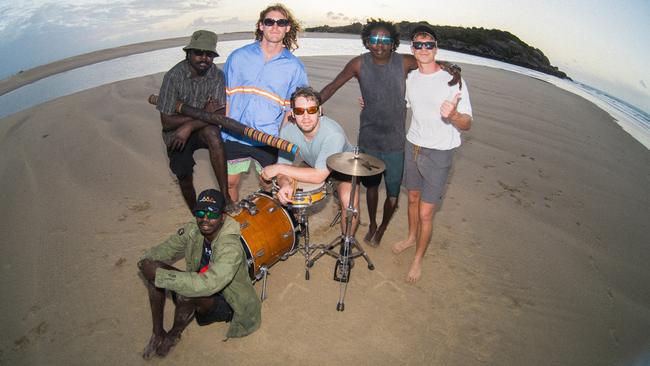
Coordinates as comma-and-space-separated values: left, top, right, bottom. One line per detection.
228, 149, 385, 311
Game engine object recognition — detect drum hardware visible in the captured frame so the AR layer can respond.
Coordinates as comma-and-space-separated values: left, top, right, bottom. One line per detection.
272, 180, 332, 281
308, 148, 385, 311
229, 191, 297, 301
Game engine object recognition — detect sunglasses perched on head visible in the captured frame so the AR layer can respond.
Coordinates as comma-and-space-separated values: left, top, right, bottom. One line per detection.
368, 35, 392, 45
412, 41, 437, 50
195, 210, 221, 219
263, 18, 290, 27
191, 50, 217, 58
292, 106, 319, 115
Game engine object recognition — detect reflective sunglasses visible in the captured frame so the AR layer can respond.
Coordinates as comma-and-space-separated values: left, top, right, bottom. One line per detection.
263, 18, 290, 27
191, 49, 217, 58
292, 106, 319, 115
195, 210, 221, 219
412, 41, 437, 50
368, 35, 393, 45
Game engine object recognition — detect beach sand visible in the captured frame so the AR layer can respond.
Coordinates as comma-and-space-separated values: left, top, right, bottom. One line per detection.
1, 38, 649, 365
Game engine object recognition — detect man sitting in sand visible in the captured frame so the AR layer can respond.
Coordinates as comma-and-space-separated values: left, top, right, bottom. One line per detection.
138, 189, 261, 359
260, 86, 358, 234
156, 30, 231, 211
392, 25, 472, 282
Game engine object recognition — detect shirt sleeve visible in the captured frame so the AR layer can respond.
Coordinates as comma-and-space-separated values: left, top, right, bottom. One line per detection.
156, 70, 179, 116
213, 68, 227, 109
154, 219, 243, 297
141, 222, 192, 263
277, 125, 295, 165
456, 78, 472, 117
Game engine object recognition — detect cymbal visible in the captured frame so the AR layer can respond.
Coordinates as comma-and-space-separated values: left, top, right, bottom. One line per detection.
327, 152, 385, 177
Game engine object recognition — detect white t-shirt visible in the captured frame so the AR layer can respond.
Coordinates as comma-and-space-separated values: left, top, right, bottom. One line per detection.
405, 69, 472, 150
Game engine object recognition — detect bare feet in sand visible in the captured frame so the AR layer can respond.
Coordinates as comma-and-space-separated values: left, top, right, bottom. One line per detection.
391, 238, 415, 254
156, 332, 182, 357
364, 224, 377, 246
406, 260, 422, 283
370, 227, 386, 247
142, 332, 166, 360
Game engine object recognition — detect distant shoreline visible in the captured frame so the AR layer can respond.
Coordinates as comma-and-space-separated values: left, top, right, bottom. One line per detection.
0, 32, 359, 96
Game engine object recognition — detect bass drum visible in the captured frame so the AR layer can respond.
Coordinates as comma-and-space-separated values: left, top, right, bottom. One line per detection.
229, 192, 296, 281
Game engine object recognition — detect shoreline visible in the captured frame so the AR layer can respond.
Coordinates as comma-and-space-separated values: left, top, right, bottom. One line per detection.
0, 32, 359, 96
1, 51, 649, 364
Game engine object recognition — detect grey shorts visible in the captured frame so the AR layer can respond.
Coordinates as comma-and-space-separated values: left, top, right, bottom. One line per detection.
403, 141, 454, 205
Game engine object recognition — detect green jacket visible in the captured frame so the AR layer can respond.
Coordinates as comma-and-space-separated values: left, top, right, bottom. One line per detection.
142, 216, 261, 338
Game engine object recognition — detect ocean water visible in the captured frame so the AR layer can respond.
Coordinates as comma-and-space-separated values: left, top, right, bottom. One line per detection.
1, 38, 648, 149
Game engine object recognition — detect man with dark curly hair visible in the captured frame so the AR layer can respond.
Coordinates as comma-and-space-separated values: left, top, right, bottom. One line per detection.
223, 3, 308, 202
320, 19, 459, 247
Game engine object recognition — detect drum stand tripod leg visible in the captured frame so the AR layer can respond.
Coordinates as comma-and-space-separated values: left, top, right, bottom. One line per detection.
259, 266, 269, 302
302, 219, 311, 280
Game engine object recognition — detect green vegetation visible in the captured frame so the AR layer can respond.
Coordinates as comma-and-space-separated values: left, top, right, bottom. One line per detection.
306, 21, 568, 79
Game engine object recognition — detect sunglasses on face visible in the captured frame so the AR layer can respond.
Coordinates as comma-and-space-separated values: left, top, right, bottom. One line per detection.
195, 210, 221, 219
191, 50, 217, 58
293, 106, 319, 115
263, 18, 290, 27
412, 41, 437, 50
368, 35, 393, 45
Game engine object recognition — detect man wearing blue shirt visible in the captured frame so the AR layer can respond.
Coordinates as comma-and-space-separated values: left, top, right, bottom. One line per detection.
224, 3, 308, 201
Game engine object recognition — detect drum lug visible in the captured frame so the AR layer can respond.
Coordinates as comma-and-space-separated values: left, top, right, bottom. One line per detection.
255, 249, 265, 258
282, 231, 292, 239
267, 206, 276, 213
239, 221, 249, 230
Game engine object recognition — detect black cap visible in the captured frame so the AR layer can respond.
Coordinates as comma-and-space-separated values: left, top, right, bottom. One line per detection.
194, 189, 225, 214
410, 25, 437, 41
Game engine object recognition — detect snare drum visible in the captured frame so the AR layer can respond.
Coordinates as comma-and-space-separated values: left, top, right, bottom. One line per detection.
229, 192, 296, 281
272, 180, 328, 208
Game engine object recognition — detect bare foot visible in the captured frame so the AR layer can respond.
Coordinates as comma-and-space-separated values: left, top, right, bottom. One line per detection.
142, 333, 166, 360
364, 224, 377, 244
370, 227, 386, 247
391, 238, 415, 254
156, 332, 182, 358
406, 260, 422, 283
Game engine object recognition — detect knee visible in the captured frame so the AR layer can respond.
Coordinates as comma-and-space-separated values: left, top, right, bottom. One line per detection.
407, 191, 420, 204
200, 126, 224, 148
228, 174, 241, 188
178, 174, 193, 188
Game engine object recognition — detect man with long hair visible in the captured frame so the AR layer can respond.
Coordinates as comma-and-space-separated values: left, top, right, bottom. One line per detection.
223, 3, 308, 201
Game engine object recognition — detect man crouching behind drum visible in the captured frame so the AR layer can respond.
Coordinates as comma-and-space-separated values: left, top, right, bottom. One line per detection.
138, 189, 261, 359
261, 86, 359, 234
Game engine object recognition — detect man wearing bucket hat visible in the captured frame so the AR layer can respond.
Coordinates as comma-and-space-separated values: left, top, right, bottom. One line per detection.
156, 30, 231, 212
138, 189, 261, 359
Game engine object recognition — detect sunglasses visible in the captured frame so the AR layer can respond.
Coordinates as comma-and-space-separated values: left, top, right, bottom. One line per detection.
195, 210, 221, 219
412, 41, 437, 50
368, 35, 393, 45
292, 106, 319, 115
191, 50, 217, 58
262, 18, 290, 27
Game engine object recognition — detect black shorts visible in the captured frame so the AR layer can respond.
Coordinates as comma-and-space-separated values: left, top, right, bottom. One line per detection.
224, 140, 278, 168
167, 131, 207, 178
195, 292, 234, 326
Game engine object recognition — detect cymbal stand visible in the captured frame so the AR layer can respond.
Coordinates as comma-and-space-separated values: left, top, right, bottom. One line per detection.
308, 175, 374, 311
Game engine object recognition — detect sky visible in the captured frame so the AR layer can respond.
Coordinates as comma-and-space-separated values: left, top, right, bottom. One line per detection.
1, 0, 649, 113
